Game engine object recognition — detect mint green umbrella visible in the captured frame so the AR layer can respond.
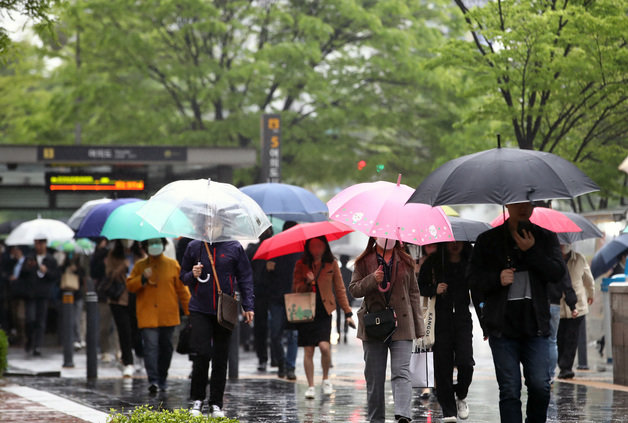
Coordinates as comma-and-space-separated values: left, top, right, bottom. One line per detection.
101, 201, 189, 241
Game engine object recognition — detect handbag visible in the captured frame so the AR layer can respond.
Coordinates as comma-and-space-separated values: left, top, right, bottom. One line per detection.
284, 292, 316, 323
205, 242, 240, 331
363, 307, 397, 342
60, 266, 80, 291
176, 321, 192, 354
422, 296, 436, 348
410, 342, 434, 388
105, 277, 126, 301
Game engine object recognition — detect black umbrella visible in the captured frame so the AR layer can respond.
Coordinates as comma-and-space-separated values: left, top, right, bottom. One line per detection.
408, 147, 599, 206
449, 217, 492, 242
556, 212, 604, 244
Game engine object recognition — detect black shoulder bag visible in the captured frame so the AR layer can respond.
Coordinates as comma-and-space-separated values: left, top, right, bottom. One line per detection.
363, 265, 397, 342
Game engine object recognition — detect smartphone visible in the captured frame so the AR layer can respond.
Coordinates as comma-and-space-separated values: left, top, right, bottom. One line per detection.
517, 221, 533, 237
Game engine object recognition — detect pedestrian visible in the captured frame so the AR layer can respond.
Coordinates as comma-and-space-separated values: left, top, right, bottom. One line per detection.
349, 237, 423, 423
418, 241, 474, 422
415, 243, 437, 400
22, 237, 59, 356
245, 227, 275, 372
181, 234, 255, 418
91, 238, 116, 363
60, 252, 87, 350
268, 220, 300, 380
337, 254, 355, 344
556, 243, 595, 380
470, 201, 566, 423
293, 236, 355, 400
104, 239, 136, 377
127, 237, 191, 392
610, 249, 628, 276
5, 245, 27, 345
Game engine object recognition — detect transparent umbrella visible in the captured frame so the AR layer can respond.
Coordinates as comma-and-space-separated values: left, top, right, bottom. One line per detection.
137, 179, 271, 243
5, 218, 74, 246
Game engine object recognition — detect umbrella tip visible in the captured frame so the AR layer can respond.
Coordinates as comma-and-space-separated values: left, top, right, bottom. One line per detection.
396, 174, 402, 186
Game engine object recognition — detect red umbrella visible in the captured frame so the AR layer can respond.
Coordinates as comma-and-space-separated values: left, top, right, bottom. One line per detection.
253, 221, 353, 260
490, 207, 582, 233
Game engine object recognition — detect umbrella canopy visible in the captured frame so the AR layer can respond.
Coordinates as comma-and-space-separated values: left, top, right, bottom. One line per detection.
327, 176, 454, 245
449, 217, 492, 242
253, 221, 353, 260
240, 183, 328, 222
0, 219, 27, 235
591, 233, 628, 278
5, 218, 74, 246
67, 198, 112, 230
75, 198, 141, 239
556, 212, 604, 244
490, 207, 582, 233
408, 147, 599, 206
100, 200, 186, 241
50, 238, 95, 255
137, 179, 271, 244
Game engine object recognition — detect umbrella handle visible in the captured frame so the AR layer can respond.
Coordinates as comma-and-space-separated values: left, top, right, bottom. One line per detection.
378, 281, 391, 293
196, 261, 211, 283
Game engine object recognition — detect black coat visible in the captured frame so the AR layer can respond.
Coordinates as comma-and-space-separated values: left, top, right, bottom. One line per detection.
19, 252, 59, 299
470, 222, 566, 338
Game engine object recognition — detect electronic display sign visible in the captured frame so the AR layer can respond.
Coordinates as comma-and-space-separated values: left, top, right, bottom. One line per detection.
45, 173, 146, 192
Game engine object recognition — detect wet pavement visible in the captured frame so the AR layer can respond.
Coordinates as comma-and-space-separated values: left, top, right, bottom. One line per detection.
3, 309, 628, 422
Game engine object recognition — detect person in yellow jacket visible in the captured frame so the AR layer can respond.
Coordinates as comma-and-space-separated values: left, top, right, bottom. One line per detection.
127, 237, 191, 393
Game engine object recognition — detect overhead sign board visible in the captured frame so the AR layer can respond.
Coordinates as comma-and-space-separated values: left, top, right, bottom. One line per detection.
45, 173, 146, 192
38, 146, 186, 162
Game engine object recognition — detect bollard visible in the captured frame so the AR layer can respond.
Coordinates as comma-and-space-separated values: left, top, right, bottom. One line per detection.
62, 291, 75, 368
85, 290, 99, 379
602, 277, 614, 364
228, 291, 241, 380
577, 316, 589, 370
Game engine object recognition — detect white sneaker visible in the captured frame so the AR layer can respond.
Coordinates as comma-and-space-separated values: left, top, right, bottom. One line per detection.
122, 364, 134, 378
457, 396, 469, 420
190, 400, 203, 417
210, 405, 225, 418
304, 386, 316, 399
322, 379, 333, 395
443, 417, 457, 423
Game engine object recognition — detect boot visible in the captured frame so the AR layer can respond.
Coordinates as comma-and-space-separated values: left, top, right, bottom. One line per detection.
286, 367, 296, 380
278, 363, 286, 378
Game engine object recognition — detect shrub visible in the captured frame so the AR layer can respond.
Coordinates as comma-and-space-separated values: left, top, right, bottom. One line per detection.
0, 329, 8, 377
107, 405, 239, 423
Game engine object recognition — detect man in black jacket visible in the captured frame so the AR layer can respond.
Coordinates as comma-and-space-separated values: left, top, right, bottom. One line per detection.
470, 202, 566, 423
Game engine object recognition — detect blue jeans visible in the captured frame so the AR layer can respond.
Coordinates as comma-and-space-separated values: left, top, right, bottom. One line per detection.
141, 326, 175, 390
269, 302, 298, 369
548, 304, 560, 380
489, 335, 550, 423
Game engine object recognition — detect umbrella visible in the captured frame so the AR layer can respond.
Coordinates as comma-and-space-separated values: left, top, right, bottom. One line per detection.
619, 155, 628, 174
50, 238, 95, 255
449, 217, 492, 242
137, 178, 271, 244
327, 175, 454, 245
67, 198, 112, 230
5, 218, 74, 246
490, 207, 582, 233
240, 183, 328, 222
253, 221, 353, 260
0, 219, 27, 235
407, 147, 599, 206
556, 212, 604, 244
100, 200, 187, 241
591, 233, 628, 278
75, 198, 141, 239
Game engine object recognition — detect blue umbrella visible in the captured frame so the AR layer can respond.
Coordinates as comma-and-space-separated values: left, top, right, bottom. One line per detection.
591, 233, 628, 278
240, 183, 328, 222
75, 198, 141, 238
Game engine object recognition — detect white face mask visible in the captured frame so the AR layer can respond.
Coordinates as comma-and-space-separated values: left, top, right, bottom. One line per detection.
147, 243, 164, 256
375, 237, 391, 250
560, 244, 572, 255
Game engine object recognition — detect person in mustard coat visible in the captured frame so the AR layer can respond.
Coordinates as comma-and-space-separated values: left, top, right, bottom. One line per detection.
292, 236, 355, 400
127, 238, 191, 393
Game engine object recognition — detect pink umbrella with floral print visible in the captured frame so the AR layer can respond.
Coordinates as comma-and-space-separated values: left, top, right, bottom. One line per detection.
327, 175, 454, 246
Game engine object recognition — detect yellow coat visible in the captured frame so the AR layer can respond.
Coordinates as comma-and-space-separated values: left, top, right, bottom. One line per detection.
127, 254, 190, 329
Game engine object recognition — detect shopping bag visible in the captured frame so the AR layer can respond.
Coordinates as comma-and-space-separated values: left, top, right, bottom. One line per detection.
422, 296, 435, 348
410, 345, 434, 388
284, 292, 316, 323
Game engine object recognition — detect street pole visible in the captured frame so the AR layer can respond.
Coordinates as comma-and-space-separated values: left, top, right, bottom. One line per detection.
85, 282, 99, 379
62, 291, 75, 368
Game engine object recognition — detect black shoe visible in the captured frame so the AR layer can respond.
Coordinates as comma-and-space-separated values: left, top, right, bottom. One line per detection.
32, 349, 41, 357
257, 361, 267, 372
395, 415, 411, 423
278, 364, 286, 378
286, 367, 296, 380
270, 359, 279, 367
557, 369, 575, 379
148, 384, 158, 393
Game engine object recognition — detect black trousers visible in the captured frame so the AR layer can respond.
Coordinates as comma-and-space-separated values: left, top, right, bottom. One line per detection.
254, 293, 269, 364
189, 311, 232, 408
557, 316, 584, 372
433, 325, 474, 418
110, 303, 134, 366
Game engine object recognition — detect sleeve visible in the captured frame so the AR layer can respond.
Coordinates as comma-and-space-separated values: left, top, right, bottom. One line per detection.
561, 270, 578, 310
470, 234, 503, 295
292, 261, 311, 293
348, 259, 379, 299
417, 258, 437, 298
524, 230, 566, 284
179, 242, 197, 287
126, 261, 144, 293
173, 261, 191, 315
408, 266, 425, 337
235, 244, 255, 312
580, 254, 595, 299
331, 261, 352, 314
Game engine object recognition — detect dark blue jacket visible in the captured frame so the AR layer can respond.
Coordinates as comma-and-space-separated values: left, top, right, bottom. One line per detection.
180, 240, 254, 314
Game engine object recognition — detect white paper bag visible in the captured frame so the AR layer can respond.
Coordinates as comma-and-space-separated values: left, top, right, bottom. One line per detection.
410, 349, 434, 388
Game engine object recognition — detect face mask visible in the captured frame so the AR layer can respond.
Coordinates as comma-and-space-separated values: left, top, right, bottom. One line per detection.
147, 243, 164, 256
560, 244, 572, 255
375, 237, 391, 250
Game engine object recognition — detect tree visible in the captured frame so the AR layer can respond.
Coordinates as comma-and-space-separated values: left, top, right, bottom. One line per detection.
440, 0, 628, 208
1, 1, 55, 60
1, 0, 469, 186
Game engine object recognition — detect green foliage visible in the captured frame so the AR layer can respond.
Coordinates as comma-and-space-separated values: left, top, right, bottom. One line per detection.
107, 405, 238, 423
0, 0, 56, 62
0, 329, 8, 377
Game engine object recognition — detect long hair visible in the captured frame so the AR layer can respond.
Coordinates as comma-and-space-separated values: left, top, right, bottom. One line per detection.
301, 236, 335, 267
354, 237, 415, 268
426, 241, 473, 279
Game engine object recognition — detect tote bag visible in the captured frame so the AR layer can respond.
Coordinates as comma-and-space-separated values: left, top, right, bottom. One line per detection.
410, 343, 434, 388
284, 292, 316, 323
422, 296, 436, 348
